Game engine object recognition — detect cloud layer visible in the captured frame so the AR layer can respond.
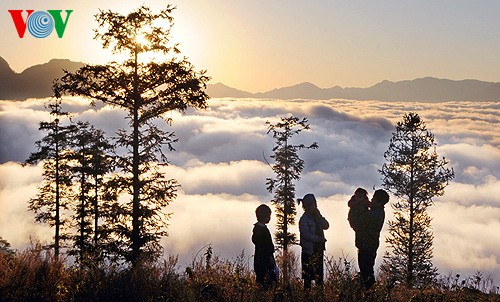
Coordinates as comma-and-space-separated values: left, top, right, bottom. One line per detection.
1, 97, 499, 283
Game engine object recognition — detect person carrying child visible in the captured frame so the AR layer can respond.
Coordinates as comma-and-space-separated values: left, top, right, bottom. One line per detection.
252, 204, 278, 290
348, 188, 390, 289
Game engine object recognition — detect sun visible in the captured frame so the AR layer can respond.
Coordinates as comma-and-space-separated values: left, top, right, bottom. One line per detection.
134, 32, 149, 47
75, 3, 207, 66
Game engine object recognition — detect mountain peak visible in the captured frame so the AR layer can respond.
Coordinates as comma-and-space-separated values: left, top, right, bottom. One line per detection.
0, 56, 84, 100
294, 82, 319, 88
206, 82, 253, 98
0, 57, 14, 75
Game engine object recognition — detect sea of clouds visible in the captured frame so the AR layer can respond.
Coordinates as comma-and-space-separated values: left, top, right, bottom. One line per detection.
0, 97, 499, 284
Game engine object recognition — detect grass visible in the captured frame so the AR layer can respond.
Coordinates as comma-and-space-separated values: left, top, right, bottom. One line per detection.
0, 245, 499, 302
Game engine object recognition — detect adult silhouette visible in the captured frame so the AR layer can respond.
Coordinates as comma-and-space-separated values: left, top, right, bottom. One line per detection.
348, 189, 389, 289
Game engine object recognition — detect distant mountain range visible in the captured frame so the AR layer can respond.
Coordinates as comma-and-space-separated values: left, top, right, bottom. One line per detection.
1, 56, 499, 101
207, 79, 500, 102
0, 57, 83, 100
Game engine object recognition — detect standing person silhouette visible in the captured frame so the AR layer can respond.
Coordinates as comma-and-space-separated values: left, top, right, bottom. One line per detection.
252, 204, 277, 290
348, 189, 390, 289
298, 193, 329, 290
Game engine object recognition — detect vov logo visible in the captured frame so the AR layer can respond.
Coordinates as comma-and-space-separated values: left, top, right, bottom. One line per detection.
8, 10, 73, 38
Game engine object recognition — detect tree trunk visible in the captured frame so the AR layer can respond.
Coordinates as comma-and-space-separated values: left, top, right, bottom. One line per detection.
407, 194, 414, 287
54, 126, 60, 259
283, 132, 291, 252
80, 167, 86, 261
407, 140, 416, 287
94, 175, 99, 246
131, 44, 141, 265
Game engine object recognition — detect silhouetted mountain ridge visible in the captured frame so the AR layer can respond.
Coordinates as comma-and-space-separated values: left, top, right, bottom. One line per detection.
207, 77, 500, 102
207, 82, 253, 98
1, 56, 499, 101
0, 57, 84, 100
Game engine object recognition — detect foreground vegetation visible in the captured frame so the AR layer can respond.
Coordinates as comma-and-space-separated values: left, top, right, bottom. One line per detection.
1, 245, 498, 302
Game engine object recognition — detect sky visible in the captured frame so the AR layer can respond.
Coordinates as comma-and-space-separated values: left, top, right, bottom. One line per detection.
0, 0, 499, 288
1, 1, 500, 92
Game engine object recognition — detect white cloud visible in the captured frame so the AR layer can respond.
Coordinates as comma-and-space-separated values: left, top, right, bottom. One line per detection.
167, 160, 272, 196
0, 162, 51, 249
431, 202, 500, 280
440, 177, 500, 207
0, 97, 499, 284
440, 143, 500, 183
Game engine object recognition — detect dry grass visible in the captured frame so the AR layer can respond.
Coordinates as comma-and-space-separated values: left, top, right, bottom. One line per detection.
1, 245, 498, 302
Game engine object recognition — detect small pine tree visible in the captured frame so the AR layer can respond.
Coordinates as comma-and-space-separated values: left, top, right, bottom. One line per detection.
266, 116, 318, 281
379, 112, 454, 288
25, 99, 76, 258
68, 121, 114, 263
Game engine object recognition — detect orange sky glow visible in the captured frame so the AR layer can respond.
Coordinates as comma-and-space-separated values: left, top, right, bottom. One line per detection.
1, 0, 500, 92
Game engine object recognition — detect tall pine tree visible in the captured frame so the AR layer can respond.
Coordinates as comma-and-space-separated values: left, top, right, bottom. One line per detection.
57, 6, 209, 264
379, 112, 454, 287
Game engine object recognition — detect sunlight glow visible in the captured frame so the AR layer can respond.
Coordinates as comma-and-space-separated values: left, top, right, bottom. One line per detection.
134, 32, 149, 47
